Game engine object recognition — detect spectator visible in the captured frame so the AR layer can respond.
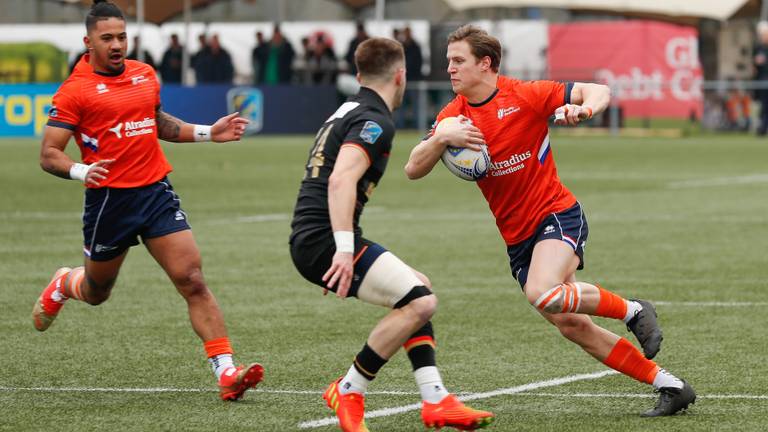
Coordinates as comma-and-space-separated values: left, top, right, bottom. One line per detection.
393, 27, 402, 43
344, 21, 368, 75
192, 33, 209, 84
263, 24, 295, 85
305, 33, 337, 85
753, 21, 768, 135
160, 34, 183, 84
127, 36, 156, 69
294, 36, 311, 84
725, 81, 751, 131
399, 26, 423, 128
251, 31, 268, 85
196, 34, 234, 83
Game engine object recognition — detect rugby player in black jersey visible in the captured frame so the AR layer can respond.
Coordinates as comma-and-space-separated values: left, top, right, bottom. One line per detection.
289, 37, 494, 432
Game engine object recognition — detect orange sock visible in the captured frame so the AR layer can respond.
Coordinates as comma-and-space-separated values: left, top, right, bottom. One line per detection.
603, 337, 659, 385
61, 267, 87, 301
594, 285, 628, 320
204, 337, 233, 358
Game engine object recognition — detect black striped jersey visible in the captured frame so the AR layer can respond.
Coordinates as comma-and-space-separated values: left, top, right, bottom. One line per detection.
290, 87, 395, 243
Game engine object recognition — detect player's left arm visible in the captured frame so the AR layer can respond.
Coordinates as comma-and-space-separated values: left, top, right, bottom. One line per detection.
155, 107, 249, 143
556, 82, 611, 126
322, 145, 370, 298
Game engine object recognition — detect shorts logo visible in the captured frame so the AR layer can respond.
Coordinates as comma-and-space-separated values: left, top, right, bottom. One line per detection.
174, 211, 185, 221
81, 133, 99, 152
94, 244, 117, 253
359, 121, 383, 145
544, 225, 556, 235
96, 83, 109, 94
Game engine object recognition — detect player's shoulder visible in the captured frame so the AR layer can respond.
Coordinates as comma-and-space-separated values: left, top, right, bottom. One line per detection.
437, 95, 466, 119
125, 60, 157, 77
55, 71, 88, 100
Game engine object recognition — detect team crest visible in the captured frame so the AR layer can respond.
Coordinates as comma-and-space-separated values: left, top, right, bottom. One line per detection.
227, 87, 263, 134
359, 121, 382, 144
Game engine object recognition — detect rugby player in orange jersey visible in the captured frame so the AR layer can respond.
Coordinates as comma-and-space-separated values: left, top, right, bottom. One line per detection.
32, 0, 262, 401
405, 25, 695, 417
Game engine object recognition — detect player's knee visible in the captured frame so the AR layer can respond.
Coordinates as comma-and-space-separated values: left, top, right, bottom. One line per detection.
527, 283, 564, 313
174, 267, 209, 299
83, 277, 115, 305
554, 315, 592, 342
394, 286, 436, 321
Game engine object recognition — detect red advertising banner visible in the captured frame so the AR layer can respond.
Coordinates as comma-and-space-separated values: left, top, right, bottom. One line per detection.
548, 21, 702, 119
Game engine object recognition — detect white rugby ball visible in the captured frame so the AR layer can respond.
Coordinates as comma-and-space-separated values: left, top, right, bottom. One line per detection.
437, 117, 490, 181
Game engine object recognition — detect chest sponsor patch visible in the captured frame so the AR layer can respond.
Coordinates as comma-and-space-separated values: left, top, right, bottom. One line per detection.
359, 120, 383, 145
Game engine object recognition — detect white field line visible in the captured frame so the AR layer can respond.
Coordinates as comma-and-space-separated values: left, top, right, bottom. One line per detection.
0, 386, 414, 396
297, 370, 619, 429
654, 301, 768, 307
510, 392, 768, 400
667, 174, 768, 189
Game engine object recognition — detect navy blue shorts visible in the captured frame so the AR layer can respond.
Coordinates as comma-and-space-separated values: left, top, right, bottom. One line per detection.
507, 202, 588, 289
290, 231, 387, 297
82, 177, 191, 261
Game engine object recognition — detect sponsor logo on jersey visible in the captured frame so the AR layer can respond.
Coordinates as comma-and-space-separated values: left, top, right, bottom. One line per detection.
81, 133, 99, 152
110, 117, 156, 138
131, 75, 148, 85
96, 83, 109, 94
488, 150, 532, 177
497, 105, 520, 119
359, 120, 383, 144
108, 123, 123, 138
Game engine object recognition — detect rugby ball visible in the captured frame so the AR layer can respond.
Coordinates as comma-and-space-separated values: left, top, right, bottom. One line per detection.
437, 117, 490, 181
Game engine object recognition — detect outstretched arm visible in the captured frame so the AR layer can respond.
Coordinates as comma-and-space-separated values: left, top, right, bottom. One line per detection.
554, 82, 611, 126
155, 108, 249, 143
40, 126, 113, 186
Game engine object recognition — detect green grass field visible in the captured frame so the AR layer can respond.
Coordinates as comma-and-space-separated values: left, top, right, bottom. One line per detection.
1, 132, 767, 431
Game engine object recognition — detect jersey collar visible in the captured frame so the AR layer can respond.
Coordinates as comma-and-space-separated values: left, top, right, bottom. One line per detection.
77, 54, 126, 77
468, 88, 499, 107
358, 87, 390, 114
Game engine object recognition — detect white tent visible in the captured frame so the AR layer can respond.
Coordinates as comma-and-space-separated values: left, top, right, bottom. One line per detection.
442, 0, 750, 21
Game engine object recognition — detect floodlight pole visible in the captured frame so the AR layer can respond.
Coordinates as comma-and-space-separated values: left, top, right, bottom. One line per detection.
375, 0, 385, 21
137, 0, 145, 63
183, 0, 192, 86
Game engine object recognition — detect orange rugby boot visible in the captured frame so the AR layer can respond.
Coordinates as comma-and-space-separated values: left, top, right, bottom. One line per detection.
323, 378, 369, 432
218, 363, 264, 401
32, 267, 72, 331
421, 394, 495, 431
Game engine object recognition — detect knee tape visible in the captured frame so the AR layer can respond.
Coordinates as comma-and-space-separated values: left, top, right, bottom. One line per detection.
534, 282, 582, 314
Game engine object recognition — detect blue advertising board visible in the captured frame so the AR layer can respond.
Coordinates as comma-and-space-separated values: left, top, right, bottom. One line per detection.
0, 84, 59, 137
0, 83, 340, 137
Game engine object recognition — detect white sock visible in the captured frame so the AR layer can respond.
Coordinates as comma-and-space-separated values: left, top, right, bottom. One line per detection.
208, 354, 235, 380
51, 275, 67, 303
414, 366, 449, 404
652, 368, 684, 390
339, 365, 371, 395
623, 300, 643, 324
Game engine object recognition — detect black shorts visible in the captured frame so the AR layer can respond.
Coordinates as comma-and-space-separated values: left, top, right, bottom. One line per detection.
289, 230, 387, 297
82, 177, 191, 261
507, 202, 588, 289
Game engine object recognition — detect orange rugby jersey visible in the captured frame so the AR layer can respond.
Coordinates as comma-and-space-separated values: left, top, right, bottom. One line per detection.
47, 55, 172, 188
429, 76, 577, 245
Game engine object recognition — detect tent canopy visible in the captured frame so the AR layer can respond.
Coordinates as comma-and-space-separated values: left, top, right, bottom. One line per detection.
60, 0, 218, 24
442, 0, 751, 21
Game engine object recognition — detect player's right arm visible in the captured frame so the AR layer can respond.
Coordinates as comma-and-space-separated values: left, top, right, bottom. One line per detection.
404, 116, 485, 180
40, 126, 113, 187
322, 145, 370, 298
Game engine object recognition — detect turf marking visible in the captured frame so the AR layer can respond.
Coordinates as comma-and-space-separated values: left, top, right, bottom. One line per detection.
667, 174, 768, 189
297, 370, 619, 429
654, 301, 768, 307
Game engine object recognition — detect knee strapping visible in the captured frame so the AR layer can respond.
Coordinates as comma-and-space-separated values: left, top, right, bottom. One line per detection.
534, 282, 582, 313
393, 285, 433, 309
